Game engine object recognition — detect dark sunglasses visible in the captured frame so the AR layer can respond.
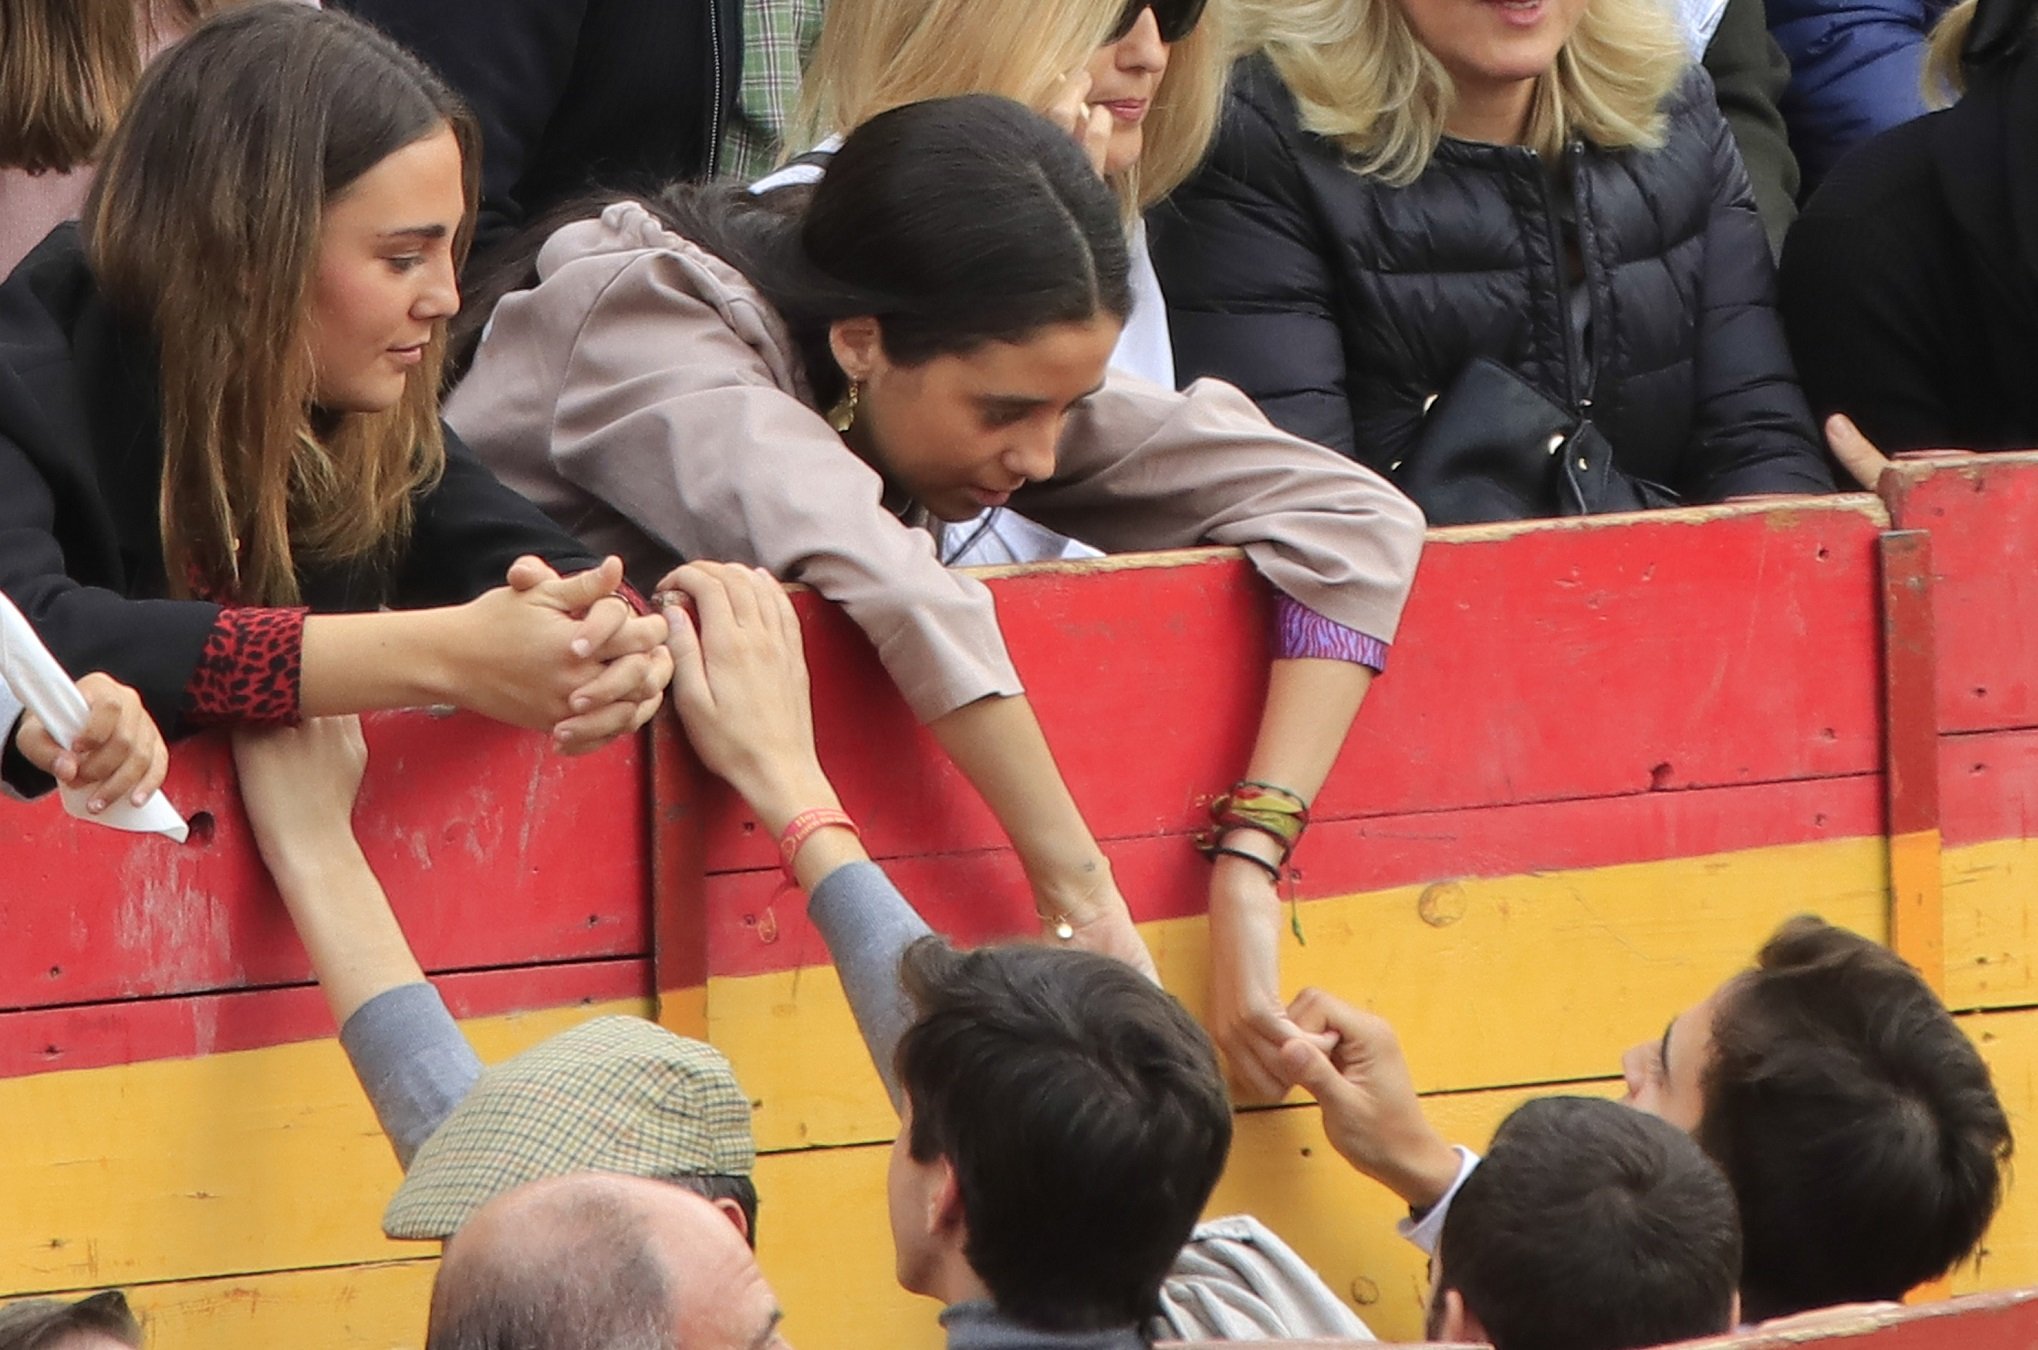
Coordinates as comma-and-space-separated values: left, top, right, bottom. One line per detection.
1107, 0, 1209, 44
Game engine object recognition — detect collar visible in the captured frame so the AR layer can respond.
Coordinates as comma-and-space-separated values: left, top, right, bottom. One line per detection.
939, 1301, 1149, 1350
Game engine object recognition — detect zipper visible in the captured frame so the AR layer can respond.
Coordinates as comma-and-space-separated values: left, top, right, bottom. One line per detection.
1526, 143, 1598, 419
705, 0, 729, 178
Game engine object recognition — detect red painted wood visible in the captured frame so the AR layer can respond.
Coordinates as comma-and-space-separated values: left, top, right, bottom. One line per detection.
0, 711, 650, 1012
691, 505, 1888, 879
1885, 453, 2038, 735
1881, 532, 1941, 837
650, 713, 710, 1021
1940, 727, 2038, 850
701, 773, 1885, 981
0, 956, 650, 1080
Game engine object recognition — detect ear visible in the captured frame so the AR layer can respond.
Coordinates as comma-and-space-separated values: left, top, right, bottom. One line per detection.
710, 1196, 751, 1244
928, 1157, 968, 1244
1440, 1288, 1486, 1344
828, 316, 884, 382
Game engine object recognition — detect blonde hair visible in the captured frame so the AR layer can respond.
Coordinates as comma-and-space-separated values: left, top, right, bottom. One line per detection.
85, 4, 472, 606
1923, 0, 1978, 102
791, 0, 1230, 211
1230, 0, 1687, 186
0, 0, 234, 174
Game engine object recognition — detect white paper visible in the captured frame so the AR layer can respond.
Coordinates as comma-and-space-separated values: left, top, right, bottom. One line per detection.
0, 592, 188, 841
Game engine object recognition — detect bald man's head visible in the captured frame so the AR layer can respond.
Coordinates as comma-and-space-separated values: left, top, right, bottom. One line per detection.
426, 1174, 788, 1350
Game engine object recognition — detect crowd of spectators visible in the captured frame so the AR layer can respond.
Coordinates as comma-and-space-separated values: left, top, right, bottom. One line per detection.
0, 0, 2031, 1344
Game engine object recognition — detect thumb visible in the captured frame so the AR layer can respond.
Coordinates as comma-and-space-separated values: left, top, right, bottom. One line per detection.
544, 556, 626, 613
1279, 1036, 1347, 1103
1825, 413, 1890, 492
505, 554, 561, 591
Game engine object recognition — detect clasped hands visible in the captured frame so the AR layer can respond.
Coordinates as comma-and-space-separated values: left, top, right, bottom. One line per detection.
470, 554, 673, 754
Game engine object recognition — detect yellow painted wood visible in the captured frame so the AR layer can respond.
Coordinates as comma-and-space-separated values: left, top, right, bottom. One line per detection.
1950, 1007, 2038, 1296
0, 998, 648, 1297
717, 838, 1889, 1154
124, 1259, 436, 1350
1944, 838, 2038, 1013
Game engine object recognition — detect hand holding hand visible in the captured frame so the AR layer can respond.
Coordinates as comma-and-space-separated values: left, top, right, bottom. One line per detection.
1206, 856, 1329, 1100
232, 716, 369, 881
15, 673, 169, 813
505, 555, 672, 753
659, 561, 834, 830
1279, 986, 1462, 1210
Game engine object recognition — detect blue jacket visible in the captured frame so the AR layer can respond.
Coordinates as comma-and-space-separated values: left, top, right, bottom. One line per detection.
1769, 0, 1952, 188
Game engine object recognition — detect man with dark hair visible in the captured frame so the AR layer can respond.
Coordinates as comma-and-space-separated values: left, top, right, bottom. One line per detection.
1428, 1097, 1742, 1350
1691, 917, 2011, 1321
1282, 915, 2012, 1325
886, 939, 1234, 1338
426, 1173, 788, 1350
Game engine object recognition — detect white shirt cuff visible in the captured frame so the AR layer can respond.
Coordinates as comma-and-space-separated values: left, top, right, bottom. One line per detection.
1395, 1146, 1482, 1258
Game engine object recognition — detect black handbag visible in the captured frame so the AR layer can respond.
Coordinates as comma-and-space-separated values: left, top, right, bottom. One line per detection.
1388, 358, 1679, 526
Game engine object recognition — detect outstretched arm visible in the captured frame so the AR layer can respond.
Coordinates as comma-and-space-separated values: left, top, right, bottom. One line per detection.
661, 562, 937, 1110
234, 719, 483, 1165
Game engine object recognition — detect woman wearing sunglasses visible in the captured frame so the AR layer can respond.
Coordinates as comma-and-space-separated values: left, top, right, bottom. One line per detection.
444, 94, 1427, 1097
1150, 0, 1837, 524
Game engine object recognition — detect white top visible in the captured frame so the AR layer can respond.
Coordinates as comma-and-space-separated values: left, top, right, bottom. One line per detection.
1397, 1145, 1483, 1257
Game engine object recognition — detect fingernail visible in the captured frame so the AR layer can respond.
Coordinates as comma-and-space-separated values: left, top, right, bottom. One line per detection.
572, 639, 592, 657
555, 727, 574, 743
89, 798, 105, 814
572, 695, 590, 712
131, 790, 148, 806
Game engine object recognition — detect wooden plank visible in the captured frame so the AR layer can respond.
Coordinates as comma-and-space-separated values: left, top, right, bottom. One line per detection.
0, 711, 650, 1013
0, 999, 647, 1295
691, 502, 1888, 879
702, 775, 1886, 982
1951, 1007, 2038, 1297
649, 713, 710, 1039
1940, 729, 2038, 1012
119, 1259, 435, 1350
713, 836, 1889, 1153
0, 957, 650, 1081
1883, 452, 2038, 736
1881, 530, 1945, 990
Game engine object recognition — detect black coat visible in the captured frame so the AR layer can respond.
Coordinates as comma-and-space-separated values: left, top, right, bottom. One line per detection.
0, 226, 605, 744
1150, 59, 1835, 507
333, 0, 741, 264
1778, 55, 2038, 452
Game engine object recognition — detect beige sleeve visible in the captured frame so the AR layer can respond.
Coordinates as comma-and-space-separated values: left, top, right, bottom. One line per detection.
542, 251, 1022, 722
1017, 374, 1428, 642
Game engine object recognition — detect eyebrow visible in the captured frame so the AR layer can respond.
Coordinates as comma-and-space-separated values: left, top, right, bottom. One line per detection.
377, 225, 450, 242
978, 380, 1109, 412
748, 1309, 785, 1350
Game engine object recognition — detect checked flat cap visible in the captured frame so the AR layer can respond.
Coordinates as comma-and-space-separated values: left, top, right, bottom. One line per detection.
382, 1015, 756, 1240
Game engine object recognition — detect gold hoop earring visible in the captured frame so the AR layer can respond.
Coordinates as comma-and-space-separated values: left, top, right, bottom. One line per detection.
828, 379, 861, 434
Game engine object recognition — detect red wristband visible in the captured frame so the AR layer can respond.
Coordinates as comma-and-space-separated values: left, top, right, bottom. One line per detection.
778, 808, 860, 886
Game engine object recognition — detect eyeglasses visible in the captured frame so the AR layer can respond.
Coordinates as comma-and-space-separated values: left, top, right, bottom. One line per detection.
1106, 0, 1209, 44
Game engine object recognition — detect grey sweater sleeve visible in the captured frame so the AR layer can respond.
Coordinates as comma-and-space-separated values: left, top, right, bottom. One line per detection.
805, 860, 931, 1111
338, 981, 486, 1168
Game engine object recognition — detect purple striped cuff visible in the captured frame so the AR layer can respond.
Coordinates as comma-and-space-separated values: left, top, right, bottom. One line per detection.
1275, 595, 1389, 672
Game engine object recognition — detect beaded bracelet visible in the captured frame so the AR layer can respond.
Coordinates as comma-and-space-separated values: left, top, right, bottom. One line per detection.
778, 808, 860, 887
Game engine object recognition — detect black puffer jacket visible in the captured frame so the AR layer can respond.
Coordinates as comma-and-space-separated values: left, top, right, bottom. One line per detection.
1150, 59, 1835, 506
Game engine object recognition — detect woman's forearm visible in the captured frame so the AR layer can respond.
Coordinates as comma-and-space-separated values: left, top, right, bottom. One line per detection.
299, 609, 462, 717
929, 692, 1114, 912
1242, 657, 1374, 805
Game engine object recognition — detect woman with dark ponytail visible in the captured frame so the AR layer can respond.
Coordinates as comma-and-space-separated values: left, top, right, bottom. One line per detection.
1781, 0, 2038, 479
449, 94, 1428, 1093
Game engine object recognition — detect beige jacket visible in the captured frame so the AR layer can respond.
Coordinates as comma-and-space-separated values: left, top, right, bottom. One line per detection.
447, 201, 1426, 723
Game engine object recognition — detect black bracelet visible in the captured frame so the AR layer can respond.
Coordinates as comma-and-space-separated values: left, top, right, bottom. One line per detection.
1208, 842, 1282, 884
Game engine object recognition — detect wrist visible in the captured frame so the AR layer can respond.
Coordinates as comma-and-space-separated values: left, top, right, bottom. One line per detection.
1371, 1129, 1462, 1213
1027, 850, 1116, 915
742, 765, 841, 838
261, 831, 376, 898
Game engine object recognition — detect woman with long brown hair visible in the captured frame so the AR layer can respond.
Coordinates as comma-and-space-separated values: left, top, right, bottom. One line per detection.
0, 2, 670, 796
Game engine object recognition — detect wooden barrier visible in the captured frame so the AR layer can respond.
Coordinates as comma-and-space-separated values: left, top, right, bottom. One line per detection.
3, 459, 2038, 1348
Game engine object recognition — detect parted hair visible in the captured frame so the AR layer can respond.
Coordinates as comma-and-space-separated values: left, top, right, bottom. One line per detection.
1438, 1097, 1741, 1350
894, 938, 1232, 1333
1228, 0, 1687, 185
0, 0, 228, 174
458, 96, 1132, 412
791, 0, 1229, 211
82, 1, 478, 606
1697, 916, 2012, 1321
0, 1291, 142, 1350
